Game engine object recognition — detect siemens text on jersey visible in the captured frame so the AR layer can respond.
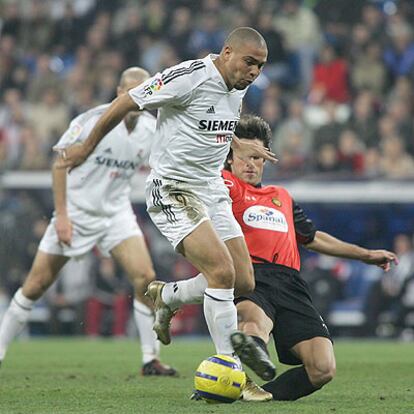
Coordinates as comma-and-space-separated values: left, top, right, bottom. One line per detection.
198, 119, 238, 132
95, 155, 138, 170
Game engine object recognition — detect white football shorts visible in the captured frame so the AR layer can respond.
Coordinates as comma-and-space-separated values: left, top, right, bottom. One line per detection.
39, 204, 142, 258
146, 173, 243, 250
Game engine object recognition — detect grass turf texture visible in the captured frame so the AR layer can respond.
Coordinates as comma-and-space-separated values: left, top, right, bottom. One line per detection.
0, 338, 412, 413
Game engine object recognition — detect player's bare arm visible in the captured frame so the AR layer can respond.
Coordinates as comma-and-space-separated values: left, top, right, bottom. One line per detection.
232, 135, 278, 163
52, 158, 72, 246
55, 93, 139, 170
305, 231, 399, 271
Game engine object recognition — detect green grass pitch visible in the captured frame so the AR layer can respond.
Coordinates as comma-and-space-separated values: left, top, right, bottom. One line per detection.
0, 338, 412, 413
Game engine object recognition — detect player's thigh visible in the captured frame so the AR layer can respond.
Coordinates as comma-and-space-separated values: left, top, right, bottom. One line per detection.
291, 337, 336, 381
236, 299, 274, 341
110, 235, 155, 282
180, 220, 235, 288
22, 250, 69, 299
224, 236, 254, 295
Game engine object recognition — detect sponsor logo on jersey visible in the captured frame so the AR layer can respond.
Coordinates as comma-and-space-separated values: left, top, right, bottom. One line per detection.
198, 119, 238, 132
216, 134, 233, 143
95, 156, 138, 170
103, 148, 112, 154
243, 205, 288, 232
206, 106, 215, 114
272, 197, 282, 207
143, 77, 163, 97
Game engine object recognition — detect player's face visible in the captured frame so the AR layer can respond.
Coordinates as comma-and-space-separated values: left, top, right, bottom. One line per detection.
223, 42, 267, 90
230, 138, 265, 185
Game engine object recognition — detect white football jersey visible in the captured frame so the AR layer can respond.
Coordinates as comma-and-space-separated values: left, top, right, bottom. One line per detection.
54, 104, 155, 216
128, 54, 246, 183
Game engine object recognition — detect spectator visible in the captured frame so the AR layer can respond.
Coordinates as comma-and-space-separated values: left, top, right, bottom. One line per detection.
363, 147, 382, 178
17, 124, 48, 170
188, 12, 226, 57
18, 0, 54, 53
0, 2, 22, 39
273, 98, 313, 174
314, 143, 340, 174
380, 135, 414, 179
346, 90, 378, 149
364, 234, 414, 336
51, 3, 84, 55
167, 7, 193, 61
26, 54, 62, 103
0, 88, 27, 169
312, 101, 345, 150
256, 11, 289, 84
383, 21, 414, 81
309, 43, 350, 104
274, 0, 323, 92
337, 129, 365, 175
27, 87, 70, 152
386, 97, 414, 155
113, 6, 144, 66
350, 41, 386, 99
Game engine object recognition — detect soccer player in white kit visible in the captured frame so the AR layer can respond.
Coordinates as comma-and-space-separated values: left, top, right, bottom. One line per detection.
55, 28, 277, 380
0, 67, 177, 376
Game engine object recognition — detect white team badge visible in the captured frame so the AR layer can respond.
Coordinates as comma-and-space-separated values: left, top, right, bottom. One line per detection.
69, 124, 82, 139
243, 205, 288, 232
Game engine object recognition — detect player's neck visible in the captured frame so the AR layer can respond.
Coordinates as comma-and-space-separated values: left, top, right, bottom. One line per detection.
123, 113, 139, 133
213, 57, 232, 91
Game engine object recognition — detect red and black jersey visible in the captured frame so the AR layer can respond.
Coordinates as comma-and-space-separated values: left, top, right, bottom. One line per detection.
222, 170, 316, 271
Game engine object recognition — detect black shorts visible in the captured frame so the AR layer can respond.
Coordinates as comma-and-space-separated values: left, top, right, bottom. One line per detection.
235, 263, 332, 365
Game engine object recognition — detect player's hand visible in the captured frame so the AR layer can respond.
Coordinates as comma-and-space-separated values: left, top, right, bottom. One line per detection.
232, 135, 278, 164
363, 250, 399, 272
55, 214, 73, 246
54, 143, 89, 171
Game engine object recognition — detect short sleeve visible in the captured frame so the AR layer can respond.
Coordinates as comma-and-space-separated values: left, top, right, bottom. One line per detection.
293, 200, 317, 245
128, 60, 206, 110
53, 113, 97, 149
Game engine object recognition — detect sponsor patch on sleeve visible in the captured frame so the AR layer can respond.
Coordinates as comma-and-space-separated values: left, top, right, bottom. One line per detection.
143, 77, 164, 97
69, 124, 82, 139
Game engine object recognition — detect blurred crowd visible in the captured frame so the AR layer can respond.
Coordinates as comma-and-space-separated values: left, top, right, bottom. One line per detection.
0, 0, 414, 178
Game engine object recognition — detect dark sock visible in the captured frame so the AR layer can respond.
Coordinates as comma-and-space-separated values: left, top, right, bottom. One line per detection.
251, 335, 270, 356
262, 366, 319, 401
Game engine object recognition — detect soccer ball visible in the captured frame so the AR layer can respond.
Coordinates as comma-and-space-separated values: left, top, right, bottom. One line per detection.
194, 354, 246, 403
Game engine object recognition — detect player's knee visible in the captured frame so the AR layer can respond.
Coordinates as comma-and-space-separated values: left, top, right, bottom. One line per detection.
139, 267, 156, 284
209, 262, 235, 289
130, 267, 156, 293
234, 278, 255, 296
306, 358, 336, 387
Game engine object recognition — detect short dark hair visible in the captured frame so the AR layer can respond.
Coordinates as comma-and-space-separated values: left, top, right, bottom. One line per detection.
224, 115, 272, 170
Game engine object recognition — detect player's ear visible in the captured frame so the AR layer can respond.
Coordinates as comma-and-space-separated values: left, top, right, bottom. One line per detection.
222, 45, 232, 61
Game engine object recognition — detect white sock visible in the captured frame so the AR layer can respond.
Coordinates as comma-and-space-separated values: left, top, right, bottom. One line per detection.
0, 288, 34, 361
203, 288, 237, 357
133, 299, 160, 364
161, 273, 208, 310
